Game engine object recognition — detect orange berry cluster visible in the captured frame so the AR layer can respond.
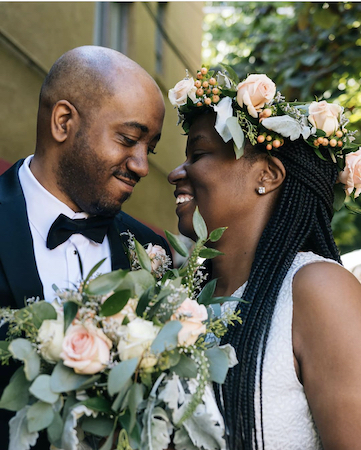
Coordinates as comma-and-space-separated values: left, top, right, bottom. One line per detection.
257, 133, 284, 151
313, 130, 344, 148
194, 67, 221, 106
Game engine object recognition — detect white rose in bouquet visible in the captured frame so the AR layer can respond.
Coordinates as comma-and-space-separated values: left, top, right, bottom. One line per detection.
38, 316, 65, 364
117, 317, 160, 368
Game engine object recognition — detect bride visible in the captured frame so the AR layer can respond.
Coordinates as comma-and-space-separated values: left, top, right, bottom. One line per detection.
168, 70, 361, 449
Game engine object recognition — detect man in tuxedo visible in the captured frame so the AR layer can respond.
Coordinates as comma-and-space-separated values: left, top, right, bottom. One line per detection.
0, 45, 170, 448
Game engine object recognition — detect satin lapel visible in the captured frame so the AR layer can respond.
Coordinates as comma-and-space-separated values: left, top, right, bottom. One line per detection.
108, 219, 131, 271
0, 161, 44, 308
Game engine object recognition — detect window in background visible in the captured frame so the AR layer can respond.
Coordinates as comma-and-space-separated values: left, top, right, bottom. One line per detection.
94, 2, 130, 54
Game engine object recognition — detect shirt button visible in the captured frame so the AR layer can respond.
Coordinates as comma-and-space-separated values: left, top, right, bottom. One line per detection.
74, 250, 78, 255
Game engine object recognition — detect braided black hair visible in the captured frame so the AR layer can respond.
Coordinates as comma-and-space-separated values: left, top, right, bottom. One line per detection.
218, 138, 341, 449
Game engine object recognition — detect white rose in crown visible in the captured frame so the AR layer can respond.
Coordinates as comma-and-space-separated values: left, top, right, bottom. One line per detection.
146, 244, 168, 274
117, 317, 160, 368
236, 74, 276, 118
308, 100, 342, 137
169, 77, 197, 107
171, 298, 208, 346
38, 315, 65, 364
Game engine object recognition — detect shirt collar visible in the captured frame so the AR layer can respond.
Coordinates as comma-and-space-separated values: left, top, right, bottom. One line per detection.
19, 155, 89, 243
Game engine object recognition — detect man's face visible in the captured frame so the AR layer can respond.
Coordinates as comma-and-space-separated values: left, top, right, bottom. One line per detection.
57, 82, 165, 216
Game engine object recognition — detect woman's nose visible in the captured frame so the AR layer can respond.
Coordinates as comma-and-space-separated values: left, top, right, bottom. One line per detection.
168, 163, 187, 185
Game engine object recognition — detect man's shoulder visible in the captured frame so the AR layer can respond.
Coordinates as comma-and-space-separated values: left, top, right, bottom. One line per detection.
0, 159, 24, 196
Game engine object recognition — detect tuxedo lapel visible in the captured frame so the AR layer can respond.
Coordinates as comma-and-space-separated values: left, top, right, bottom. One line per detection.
0, 161, 44, 308
108, 219, 131, 271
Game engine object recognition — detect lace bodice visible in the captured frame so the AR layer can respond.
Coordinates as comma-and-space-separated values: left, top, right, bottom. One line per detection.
228, 252, 339, 449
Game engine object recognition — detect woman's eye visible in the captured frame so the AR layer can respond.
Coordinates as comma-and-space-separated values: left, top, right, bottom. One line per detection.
191, 152, 204, 162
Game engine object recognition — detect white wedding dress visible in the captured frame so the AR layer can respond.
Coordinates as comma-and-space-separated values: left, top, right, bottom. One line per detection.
225, 251, 339, 449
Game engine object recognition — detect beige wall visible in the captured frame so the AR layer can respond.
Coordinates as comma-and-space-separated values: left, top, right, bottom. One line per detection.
0, 1, 203, 233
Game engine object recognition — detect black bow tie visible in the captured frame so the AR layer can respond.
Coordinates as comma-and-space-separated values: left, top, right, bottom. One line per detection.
46, 213, 114, 250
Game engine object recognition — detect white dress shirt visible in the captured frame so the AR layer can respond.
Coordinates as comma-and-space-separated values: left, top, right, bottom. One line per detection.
19, 155, 112, 302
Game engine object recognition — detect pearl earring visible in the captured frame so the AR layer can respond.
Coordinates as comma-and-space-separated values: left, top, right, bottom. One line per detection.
258, 186, 266, 194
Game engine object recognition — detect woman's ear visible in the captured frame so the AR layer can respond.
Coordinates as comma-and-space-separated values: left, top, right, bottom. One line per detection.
257, 155, 286, 195
51, 100, 78, 143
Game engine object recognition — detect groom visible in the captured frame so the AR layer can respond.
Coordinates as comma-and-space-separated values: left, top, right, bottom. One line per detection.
0, 46, 169, 448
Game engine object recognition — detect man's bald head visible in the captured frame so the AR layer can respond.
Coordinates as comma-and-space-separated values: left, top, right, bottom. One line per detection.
37, 46, 163, 144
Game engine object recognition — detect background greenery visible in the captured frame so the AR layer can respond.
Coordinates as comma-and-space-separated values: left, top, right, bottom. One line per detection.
202, 1, 361, 254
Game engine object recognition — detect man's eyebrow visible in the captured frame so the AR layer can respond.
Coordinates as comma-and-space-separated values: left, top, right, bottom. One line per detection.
123, 121, 149, 133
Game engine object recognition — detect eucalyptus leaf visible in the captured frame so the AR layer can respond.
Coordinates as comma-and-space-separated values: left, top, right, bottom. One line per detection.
46, 411, 63, 448
116, 269, 155, 297
82, 396, 112, 413
333, 183, 346, 211
29, 374, 59, 404
86, 269, 128, 295
27, 401, 54, 433
108, 357, 138, 396
111, 378, 132, 412
134, 239, 152, 272
9, 338, 40, 381
151, 320, 182, 355
209, 227, 227, 242
171, 354, 198, 378
226, 116, 245, 158
0, 367, 31, 411
63, 301, 78, 333
136, 286, 155, 317
164, 230, 189, 257
99, 289, 132, 317
198, 279, 217, 305
82, 415, 114, 437
219, 63, 239, 84
15, 302, 57, 329
192, 207, 208, 241
50, 362, 91, 393
199, 248, 224, 259
99, 423, 116, 450
205, 347, 229, 384
129, 383, 145, 432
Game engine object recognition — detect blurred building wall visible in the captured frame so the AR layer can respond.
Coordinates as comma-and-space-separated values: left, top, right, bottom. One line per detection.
0, 1, 203, 233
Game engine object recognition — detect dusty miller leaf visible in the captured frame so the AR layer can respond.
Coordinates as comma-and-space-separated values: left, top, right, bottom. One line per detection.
141, 405, 172, 450
9, 406, 39, 450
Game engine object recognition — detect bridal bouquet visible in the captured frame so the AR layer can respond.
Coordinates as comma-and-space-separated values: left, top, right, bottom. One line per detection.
0, 209, 240, 450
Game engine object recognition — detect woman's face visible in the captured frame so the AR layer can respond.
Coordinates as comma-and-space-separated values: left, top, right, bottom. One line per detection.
168, 112, 258, 241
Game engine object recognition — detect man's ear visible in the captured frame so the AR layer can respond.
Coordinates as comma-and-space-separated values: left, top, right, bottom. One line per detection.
51, 100, 78, 143
257, 155, 286, 194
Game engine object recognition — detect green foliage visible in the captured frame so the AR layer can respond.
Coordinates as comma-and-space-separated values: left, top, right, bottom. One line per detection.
204, 1, 361, 251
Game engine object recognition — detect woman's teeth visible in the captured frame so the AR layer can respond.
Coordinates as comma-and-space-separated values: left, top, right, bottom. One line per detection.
176, 194, 194, 204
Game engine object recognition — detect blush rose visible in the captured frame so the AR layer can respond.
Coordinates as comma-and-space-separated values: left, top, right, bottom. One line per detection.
171, 298, 208, 346
146, 244, 168, 274
338, 148, 361, 198
236, 74, 276, 118
61, 321, 112, 374
308, 101, 342, 137
169, 78, 197, 107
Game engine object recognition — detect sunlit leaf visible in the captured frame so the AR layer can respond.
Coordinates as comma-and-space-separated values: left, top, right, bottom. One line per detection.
164, 230, 189, 257
192, 207, 208, 241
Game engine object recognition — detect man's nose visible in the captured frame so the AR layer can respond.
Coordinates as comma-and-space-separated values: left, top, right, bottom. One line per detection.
126, 147, 149, 179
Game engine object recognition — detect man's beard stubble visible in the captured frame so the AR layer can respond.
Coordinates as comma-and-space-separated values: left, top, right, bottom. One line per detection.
57, 131, 131, 217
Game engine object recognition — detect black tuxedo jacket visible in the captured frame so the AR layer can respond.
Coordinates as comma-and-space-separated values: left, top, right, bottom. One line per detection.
0, 159, 171, 449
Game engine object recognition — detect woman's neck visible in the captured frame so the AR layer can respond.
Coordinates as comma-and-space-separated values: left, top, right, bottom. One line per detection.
211, 222, 264, 297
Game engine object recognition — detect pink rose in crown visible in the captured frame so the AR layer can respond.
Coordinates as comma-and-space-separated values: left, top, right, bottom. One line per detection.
236, 74, 276, 118
308, 101, 342, 137
61, 321, 112, 374
171, 298, 208, 346
338, 148, 361, 198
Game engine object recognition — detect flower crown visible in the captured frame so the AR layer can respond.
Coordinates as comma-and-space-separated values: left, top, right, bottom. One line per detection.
169, 66, 361, 206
